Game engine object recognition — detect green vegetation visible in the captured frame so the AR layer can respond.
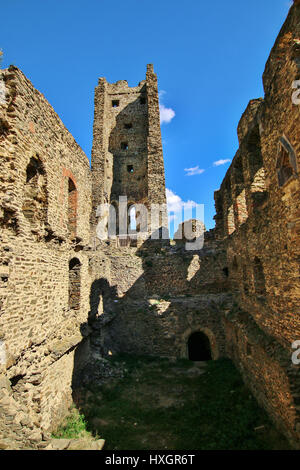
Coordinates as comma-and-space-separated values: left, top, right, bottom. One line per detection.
52, 407, 93, 440
54, 355, 290, 450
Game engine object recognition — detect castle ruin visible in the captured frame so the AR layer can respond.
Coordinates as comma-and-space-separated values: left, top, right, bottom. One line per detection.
0, 1, 299, 450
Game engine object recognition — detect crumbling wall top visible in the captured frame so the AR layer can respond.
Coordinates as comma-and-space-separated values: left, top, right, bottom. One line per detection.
262, 1, 300, 96
237, 98, 263, 145
97, 77, 146, 93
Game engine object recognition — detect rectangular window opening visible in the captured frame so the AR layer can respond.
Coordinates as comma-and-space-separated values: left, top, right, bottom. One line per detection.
112, 100, 119, 108
127, 165, 134, 173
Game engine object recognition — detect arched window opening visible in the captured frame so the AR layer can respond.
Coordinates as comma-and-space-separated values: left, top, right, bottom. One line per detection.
128, 203, 148, 235
68, 178, 77, 239
69, 258, 81, 310
233, 155, 244, 185
128, 204, 136, 233
224, 180, 236, 236
22, 156, 47, 226
250, 167, 268, 210
245, 124, 268, 211
236, 189, 248, 225
248, 125, 264, 179
253, 257, 266, 296
277, 138, 298, 187
188, 331, 212, 361
227, 205, 236, 235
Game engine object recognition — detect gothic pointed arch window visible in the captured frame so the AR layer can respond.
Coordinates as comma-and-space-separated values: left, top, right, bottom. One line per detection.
22, 155, 47, 227
277, 137, 298, 187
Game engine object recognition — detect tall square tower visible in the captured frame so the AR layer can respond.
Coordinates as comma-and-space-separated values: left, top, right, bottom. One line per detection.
91, 64, 168, 240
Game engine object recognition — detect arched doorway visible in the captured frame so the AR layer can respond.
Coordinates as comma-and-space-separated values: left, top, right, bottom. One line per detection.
188, 331, 212, 361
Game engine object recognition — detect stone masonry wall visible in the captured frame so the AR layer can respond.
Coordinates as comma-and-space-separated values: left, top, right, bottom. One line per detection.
0, 2, 299, 450
213, 1, 300, 446
0, 66, 92, 448
88, 233, 231, 361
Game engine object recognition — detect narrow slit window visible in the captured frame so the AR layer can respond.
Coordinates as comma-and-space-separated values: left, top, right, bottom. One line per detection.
121, 142, 129, 150
223, 267, 229, 277
68, 178, 77, 239
246, 343, 252, 357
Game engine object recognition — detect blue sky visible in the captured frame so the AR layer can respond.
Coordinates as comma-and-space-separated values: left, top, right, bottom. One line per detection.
0, 0, 292, 232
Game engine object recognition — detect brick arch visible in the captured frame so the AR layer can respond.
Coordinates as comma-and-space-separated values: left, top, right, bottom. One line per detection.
180, 326, 219, 360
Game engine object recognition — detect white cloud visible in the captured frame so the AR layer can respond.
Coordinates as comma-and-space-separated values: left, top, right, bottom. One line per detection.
159, 90, 166, 99
166, 189, 203, 235
159, 90, 175, 125
160, 103, 175, 124
166, 189, 197, 213
213, 159, 231, 167
184, 165, 205, 176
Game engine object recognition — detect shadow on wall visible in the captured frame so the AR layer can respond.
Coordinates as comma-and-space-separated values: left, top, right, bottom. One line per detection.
71, 278, 119, 389
70, 229, 230, 407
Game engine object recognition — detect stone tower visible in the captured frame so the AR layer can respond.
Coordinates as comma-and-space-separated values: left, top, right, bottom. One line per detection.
91, 64, 168, 240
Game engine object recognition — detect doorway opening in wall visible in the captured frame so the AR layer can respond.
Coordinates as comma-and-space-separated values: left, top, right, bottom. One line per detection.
188, 331, 212, 361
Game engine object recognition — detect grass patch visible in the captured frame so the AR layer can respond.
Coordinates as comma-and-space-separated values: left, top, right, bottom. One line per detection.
54, 355, 291, 450
52, 407, 92, 440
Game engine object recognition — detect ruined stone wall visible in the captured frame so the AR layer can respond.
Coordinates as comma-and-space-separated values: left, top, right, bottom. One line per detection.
0, 3, 299, 450
213, 1, 300, 446
0, 66, 92, 448
224, 309, 299, 447
88, 233, 231, 361
90, 64, 230, 359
